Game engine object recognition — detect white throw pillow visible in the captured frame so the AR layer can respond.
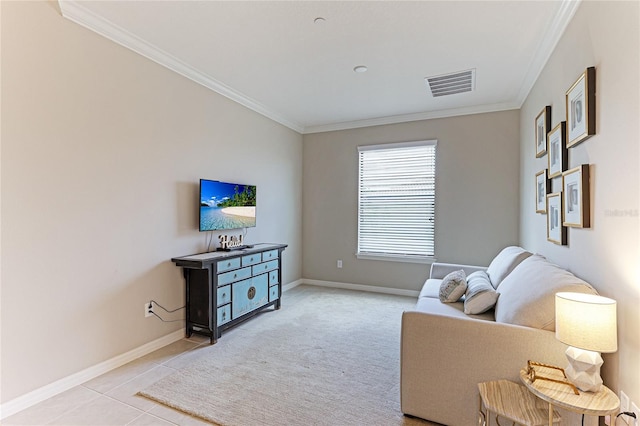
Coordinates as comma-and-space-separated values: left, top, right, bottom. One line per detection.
494, 255, 598, 331
486, 246, 532, 289
464, 271, 499, 314
439, 270, 467, 303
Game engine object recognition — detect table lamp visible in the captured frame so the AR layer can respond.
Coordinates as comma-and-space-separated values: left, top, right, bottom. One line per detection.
555, 292, 617, 392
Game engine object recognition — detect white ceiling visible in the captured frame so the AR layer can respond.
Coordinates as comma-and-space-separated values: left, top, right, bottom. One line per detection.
58, 1, 580, 134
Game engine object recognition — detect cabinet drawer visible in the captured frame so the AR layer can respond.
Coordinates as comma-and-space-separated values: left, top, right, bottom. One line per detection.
217, 257, 241, 273
262, 249, 279, 261
241, 253, 262, 266
217, 285, 231, 306
252, 259, 279, 275
232, 275, 268, 319
268, 270, 279, 285
217, 304, 231, 325
218, 266, 251, 286
269, 285, 279, 302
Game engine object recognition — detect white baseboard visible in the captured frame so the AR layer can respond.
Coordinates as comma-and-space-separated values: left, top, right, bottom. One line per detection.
301, 279, 420, 297
282, 278, 303, 292
1, 278, 416, 419
0, 329, 184, 420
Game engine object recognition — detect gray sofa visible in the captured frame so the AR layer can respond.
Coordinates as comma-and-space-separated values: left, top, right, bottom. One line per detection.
400, 247, 599, 426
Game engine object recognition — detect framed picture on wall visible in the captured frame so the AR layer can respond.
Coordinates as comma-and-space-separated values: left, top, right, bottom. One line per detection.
547, 193, 567, 245
566, 67, 596, 148
562, 164, 591, 228
535, 169, 551, 213
547, 122, 567, 178
535, 106, 551, 157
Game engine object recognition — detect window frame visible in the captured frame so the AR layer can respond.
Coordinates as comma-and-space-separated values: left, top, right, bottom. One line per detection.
356, 140, 437, 264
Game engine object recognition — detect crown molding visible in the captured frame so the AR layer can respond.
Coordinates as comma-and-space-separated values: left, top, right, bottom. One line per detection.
515, 0, 582, 107
302, 102, 520, 134
58, 0, 305, 134
58, 0, 580, 136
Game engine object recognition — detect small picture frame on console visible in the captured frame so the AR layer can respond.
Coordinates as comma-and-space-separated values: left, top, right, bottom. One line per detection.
548, 122, 567, 178
536, 169, 551, 213
566, 67, 596, 148
535, 106, 551, 158
562, 164, 591, 228
547, 193, 567, 245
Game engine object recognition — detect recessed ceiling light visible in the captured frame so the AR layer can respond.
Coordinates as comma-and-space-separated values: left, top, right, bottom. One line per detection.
353, 65, 368, 73
314, 17, 326, 24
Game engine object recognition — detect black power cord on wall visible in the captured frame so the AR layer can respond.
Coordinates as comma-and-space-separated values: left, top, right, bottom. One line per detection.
615, 411, 637, 425
148, 300, 185, 322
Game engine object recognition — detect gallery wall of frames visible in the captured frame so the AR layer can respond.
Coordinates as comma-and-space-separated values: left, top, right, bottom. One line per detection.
534, 67, 595, 245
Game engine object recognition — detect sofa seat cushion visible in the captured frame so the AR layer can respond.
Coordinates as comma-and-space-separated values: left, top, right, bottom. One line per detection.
486, 246, 532, 289
419, 278, 442, 298
494, 254, 598, 331
415, 291, 495, 322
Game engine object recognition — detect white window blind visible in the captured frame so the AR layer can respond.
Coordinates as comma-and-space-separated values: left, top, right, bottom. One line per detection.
357, 140, 436, 261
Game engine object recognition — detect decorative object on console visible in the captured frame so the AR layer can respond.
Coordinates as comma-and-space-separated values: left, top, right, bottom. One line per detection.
566, 67, 596, 148
536, 169, 551, 213
535, 105, 551, 157
547, 122, 567, 178
217, 234, 251, 251
562, 165, 590, 228
555, 292, 617, 392
546, 193, 567, 245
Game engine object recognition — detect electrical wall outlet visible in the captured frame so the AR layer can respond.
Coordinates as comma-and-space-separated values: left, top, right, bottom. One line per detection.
144, 302, 153, 318
631, 401, 639, 426
337, 260, 342, 268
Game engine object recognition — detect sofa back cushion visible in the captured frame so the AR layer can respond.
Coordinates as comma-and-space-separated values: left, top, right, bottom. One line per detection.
494, 254, 598, 331
486, 246, 532, 289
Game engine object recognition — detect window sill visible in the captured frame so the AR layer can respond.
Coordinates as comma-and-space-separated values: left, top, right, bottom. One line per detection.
356, 252, 436, 264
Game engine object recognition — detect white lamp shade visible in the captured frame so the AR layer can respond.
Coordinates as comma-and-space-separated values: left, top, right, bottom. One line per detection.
555, 292, 617, 353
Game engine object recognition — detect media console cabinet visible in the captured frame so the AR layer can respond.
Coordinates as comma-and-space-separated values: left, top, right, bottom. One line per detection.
172, 243, 287, 344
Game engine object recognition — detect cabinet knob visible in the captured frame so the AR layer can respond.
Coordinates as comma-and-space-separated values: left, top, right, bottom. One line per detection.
222, 293, 226, 298
234, 274, 237, 278
227, 262, 231, 266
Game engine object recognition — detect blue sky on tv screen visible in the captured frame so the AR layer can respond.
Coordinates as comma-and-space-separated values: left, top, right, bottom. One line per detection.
200, 180, 254, 207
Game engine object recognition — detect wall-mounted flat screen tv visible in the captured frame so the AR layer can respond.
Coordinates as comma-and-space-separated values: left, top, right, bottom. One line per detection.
199, 179, 257, 231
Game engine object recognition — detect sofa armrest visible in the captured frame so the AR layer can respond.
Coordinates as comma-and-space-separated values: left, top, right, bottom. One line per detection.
429, 262, 487, 279
400, 311, 579, 426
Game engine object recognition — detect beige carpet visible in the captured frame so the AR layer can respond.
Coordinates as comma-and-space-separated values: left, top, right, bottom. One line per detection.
139, 285, 438, 425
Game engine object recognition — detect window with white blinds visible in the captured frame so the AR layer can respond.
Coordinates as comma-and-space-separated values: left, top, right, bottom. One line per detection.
357, 140, 436, 262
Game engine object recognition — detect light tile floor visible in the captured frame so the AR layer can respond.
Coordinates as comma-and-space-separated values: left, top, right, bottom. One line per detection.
3, 336, 216, 426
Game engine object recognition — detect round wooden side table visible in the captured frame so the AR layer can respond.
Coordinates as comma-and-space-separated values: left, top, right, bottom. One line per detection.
519, 367, 620, 426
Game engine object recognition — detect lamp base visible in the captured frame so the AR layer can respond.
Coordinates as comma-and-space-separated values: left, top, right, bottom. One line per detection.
565, 346, 603, 392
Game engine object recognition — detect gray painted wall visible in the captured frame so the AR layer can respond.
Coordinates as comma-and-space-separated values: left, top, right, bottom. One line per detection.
1, 1, 303, 402
302, 111, 520, 291
518, 1, 639, 404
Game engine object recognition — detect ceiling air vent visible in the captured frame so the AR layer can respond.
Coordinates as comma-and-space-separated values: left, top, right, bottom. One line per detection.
425, 69, 475, 97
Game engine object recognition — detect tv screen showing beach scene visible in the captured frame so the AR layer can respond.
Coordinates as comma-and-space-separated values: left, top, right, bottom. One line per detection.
199, 179, 257, 231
